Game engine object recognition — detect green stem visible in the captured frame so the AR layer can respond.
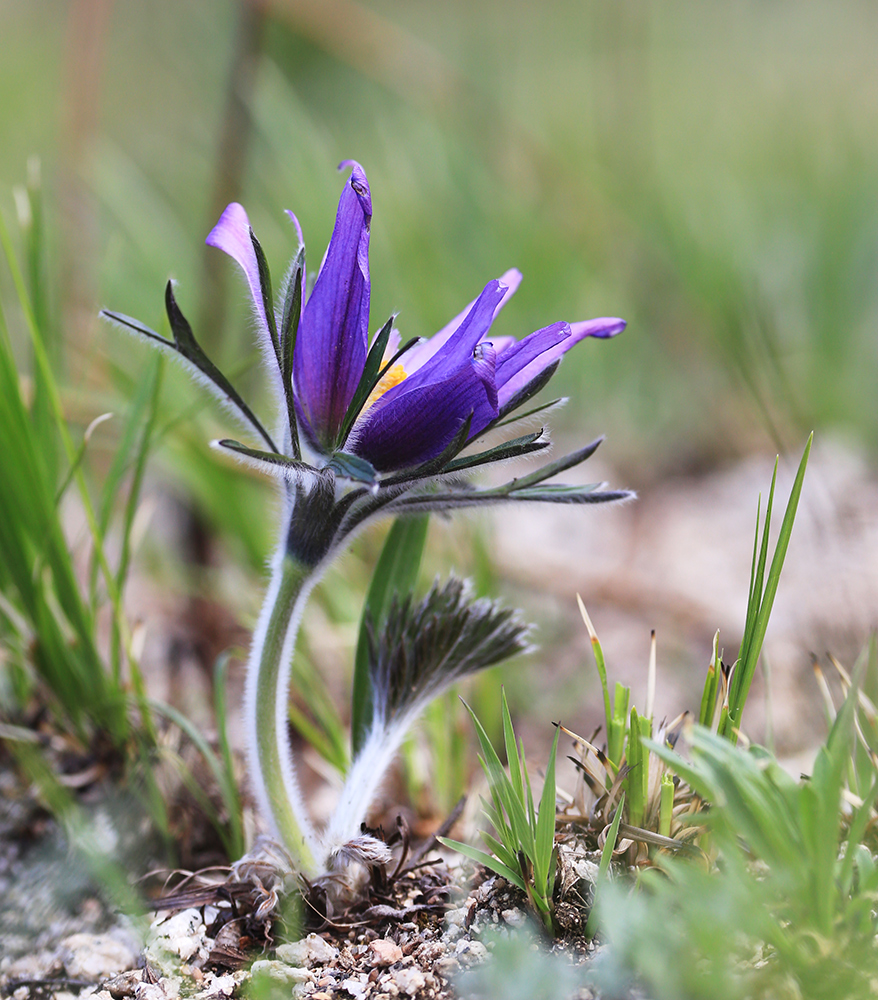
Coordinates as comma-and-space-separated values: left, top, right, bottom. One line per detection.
245, 550, 321, 875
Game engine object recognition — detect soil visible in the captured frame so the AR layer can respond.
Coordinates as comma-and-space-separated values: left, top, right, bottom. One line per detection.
0, 768, 606, 1000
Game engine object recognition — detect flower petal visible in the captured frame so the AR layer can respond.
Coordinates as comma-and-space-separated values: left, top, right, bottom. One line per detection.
569, 317, 626, 341
354, 346, 497, 471
399, 279, 506, 386
206, 202, 273, 350
496, 317, 626, 410
294, 161, 373, 448
403, 269, 522, 374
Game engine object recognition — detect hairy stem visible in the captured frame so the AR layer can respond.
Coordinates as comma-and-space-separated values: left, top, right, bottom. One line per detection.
244, 549, 321, 875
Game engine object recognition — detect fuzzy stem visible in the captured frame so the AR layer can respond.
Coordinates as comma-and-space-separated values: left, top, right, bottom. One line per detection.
245, 548, 321, 875
321, 712, 416, 855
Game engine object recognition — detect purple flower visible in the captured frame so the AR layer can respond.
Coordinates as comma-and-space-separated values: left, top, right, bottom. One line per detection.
206, 161, 624, 474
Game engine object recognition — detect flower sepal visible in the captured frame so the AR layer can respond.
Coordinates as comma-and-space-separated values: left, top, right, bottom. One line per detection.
213, 438, 312, 482
100, 283, 278, 453
324, 450, 379, 489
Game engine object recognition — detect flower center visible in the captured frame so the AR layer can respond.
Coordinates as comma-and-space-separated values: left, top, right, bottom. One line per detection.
361, 362, 408, 415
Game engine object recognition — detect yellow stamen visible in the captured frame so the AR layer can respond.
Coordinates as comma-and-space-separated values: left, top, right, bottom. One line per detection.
361, 363, 408, 415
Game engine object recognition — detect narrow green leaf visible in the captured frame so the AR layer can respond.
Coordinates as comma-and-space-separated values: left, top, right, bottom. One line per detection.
336, 315, 401, 446
494, 396, 565, 429
502, 689, 524, 806
534, 726, 560, 892
659, 772, 675, 838
728, 436, 812, 738
279, 250, 304, 460
163, 283, 279, 452
463, 700, 535, 859
351, 515, 429, 755
504, 437, 604, 491
215, 438, 310, 477
585, 791, 625, 938
437, 838, 527, 892
442, 431, 550, 474
248, 228, 282, 369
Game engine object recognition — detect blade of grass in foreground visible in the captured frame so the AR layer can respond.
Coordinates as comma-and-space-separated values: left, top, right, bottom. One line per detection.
722, 433, 812, 741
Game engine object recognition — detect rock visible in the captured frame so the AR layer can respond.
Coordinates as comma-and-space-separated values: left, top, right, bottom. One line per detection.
103, 969, 144, 997
501, 908, 527, 928
276, 933, 338, 967
150, 909, 204, 963
340, 976, 368, 998
390, 967, 426, 996
2, 952, 63, 980
195, 972, 237, 998
61, 933, 139, 980
249, 960, 310, 985
433, 955, 460, 979
454, 939, 489, 966
369, 939, 403, 967
134, 983, 174, 1000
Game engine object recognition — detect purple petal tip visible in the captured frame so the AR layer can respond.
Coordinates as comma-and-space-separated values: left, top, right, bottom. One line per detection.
205, 202, 250, 250
338, 159, 372, 219
569, 317, 626, 341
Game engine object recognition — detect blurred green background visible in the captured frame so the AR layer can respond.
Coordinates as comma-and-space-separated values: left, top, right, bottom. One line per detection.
5, 0, 878, 477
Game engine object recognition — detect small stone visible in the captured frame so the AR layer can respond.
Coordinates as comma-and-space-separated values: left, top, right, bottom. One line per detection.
103, 969, 143, 998
3, 953, 63, 980
369, 939, 403, 967
444, 907, 466, 927
340, 976, 368, 998
389, 967, 425, 997
61, 933, 139, 980
276, 933, 338, 967
134, 983, 171, 1000
500, 908, 527, 928
433, 955, 459, 979
200, 973, 237, 997
150, 909, 205, 963
249, 960, 309, 985
454, 939, 489, 966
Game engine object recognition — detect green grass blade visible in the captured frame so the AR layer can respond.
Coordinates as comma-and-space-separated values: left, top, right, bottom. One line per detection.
437, 838, 527, 892
585, 791, 625, 938
577, 596, 611, 729
501, 688, 524, 806
727, 435, 812, 738
213, 652, 244, 859
533, 725, 559, 894
148, 697, 241, 858
464, 700, 535, 859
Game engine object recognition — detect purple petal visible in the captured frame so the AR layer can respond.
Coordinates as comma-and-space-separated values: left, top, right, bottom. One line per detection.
398, 280, 506, 387
284, 209, 305, 249
568, 317, 626, 341
496, 317, 626, 410
294, 162, 372, 448
206, 202, 272, 348
403, 269, 522, 374
354, 347, 497, 471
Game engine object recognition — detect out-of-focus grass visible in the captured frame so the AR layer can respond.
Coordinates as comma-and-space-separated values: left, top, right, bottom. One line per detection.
2, 1, 877, 473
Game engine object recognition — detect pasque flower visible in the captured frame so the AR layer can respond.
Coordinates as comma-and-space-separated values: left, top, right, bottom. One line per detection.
103, 160, 631, 884
206, 160, 625, 474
